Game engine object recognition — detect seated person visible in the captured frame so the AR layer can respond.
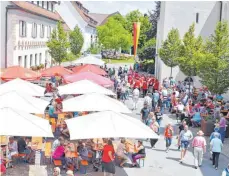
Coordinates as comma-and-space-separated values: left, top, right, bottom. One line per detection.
59, 122, 70, 139
8, 137, 18, 160
78, 143, 88, 161
216, 94, 223, 102
116, 139, 128, 167
49, 102, 58, 119
52, 140, 66, 168
131, 140, 146, 167
17, 137, 27, 154
52, 136, 64, 153
191, 111, 201, 127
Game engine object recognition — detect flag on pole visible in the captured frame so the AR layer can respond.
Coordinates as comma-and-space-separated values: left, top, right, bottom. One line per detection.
133, 22, 141, 57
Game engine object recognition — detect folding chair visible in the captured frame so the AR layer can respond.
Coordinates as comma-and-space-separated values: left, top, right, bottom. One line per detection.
44, 142, 52, 164
58, 113, 66, 119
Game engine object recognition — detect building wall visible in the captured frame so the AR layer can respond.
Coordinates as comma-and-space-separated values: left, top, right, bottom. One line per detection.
7, 9, 57, 68
155, 1, 223, 83
0, 1, 10, 68
55, 1, 97, 52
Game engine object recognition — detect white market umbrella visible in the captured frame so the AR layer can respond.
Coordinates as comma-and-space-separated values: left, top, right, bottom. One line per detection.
0, 78, 45, 96
58, 80, 115, 96
0, 107, 53, 137
65, 111, 159, 140
74, 55, 105, 66
62, 93, 131, 113
0, 91, 49, 114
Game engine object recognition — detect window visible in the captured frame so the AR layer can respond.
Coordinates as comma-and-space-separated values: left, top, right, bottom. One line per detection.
40, 24, 44, 38
18, 56, 22, 66
51, 3, 54, 12
32, 23, 37, 38
24, 55, 27, 68
196, 13, 199, 23
39, 53, 42, 64
47, 2, 49, 10
47, 26, 51, 38
19, 21, 27, 37
37, 1, 39, 5
35, 54, 37, 66
42, 1, 44, 8
30, 54, 33, 67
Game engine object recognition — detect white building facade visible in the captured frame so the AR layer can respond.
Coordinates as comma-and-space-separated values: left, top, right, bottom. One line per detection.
1, 1, 61, 68
56, 1, 97, 52
155, 1, 229, 83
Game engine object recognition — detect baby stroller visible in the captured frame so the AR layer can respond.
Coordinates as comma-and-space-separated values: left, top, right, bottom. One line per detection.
92, 150, 103, 172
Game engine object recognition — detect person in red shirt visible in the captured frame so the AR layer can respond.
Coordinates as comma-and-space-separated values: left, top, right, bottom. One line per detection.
164, 122, 174, 152
133, 79, 141, 90
102, 139, 115, 175
128, 75, 132, 84
154, 80, 159, 90
142, 80, 148, 97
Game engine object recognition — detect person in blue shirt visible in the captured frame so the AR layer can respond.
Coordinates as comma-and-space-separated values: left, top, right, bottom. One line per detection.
210, 133, 223, 170
48, 102, 58, 119
216, 94, 223, 102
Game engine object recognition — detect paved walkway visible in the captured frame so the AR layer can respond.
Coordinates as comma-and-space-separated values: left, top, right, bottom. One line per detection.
122, 98, 229, 176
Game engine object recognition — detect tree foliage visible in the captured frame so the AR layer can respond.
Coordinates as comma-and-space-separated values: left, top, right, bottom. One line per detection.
97, 17, 132, 51
69, 26, 84, 56
125, 10, 152, 48
46, 21, 69, 65
176, 23, 204, 76
147, 1, 161, 39
197, 21, 229, 94
159, 28, 182, 76
138, 38, 156, 60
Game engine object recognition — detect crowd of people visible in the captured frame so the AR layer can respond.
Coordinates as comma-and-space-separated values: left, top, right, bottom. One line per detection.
1, 64, 229, 176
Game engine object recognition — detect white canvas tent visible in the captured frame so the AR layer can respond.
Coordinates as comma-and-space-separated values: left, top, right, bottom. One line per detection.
62, 93, 131, 113
58, 80, 115, 96
0, 91, 49, 114
0, 78, 45, 96
65, 111, 159, 140
0, 107, 53, 137
73, 55, 105, 66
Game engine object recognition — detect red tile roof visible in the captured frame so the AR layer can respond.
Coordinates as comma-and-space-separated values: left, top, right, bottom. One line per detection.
11, 1, 62, 21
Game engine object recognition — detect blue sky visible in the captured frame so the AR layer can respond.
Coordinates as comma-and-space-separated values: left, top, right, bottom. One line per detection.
82, 1, 156, 15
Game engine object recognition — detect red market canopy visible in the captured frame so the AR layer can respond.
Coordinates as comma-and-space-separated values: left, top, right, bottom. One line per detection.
41, 66, 73, 77
72, 64, 107, 76
63, 72, 113, 87
0, 66, 40, 81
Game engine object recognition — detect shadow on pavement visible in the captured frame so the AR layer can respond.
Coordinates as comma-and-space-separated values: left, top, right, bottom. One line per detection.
166, 157, 194, 169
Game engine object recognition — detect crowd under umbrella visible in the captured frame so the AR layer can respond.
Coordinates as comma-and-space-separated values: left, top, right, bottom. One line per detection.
0, 66, 41, 82
65, 110, 159, 140
62, 93, 131, 114
63, 72, 113, 87
0, 107, 53, 137
73, 55, 105, 66
58, 80, 115, 96
0, 78, 45, 96
71, 64, 107, 76
0, 91, 49, 114
41, 66, 73, 77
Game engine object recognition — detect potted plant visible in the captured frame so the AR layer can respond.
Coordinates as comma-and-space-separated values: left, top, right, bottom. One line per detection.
201, 115, 215, 136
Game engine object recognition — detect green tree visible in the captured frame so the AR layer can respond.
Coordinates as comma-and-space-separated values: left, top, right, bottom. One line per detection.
138, 38, 156, 60
46, 21, 69, 65
69, 26, 84, 56
147, 1, 161, 39
159, 28, 182, 77
177, 23, 204, 77
125, 10, 152, 48
97, 17, 132, 51
197, 21, 229, 94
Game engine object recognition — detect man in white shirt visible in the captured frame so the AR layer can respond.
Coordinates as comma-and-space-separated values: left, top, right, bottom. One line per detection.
222, 164, 229, 176
132, 88, 140, 110
179, 125, 193, 163
144, 93, 152, 109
